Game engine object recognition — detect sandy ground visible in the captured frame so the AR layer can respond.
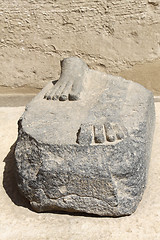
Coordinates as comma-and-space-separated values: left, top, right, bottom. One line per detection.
0, 103, 160, 240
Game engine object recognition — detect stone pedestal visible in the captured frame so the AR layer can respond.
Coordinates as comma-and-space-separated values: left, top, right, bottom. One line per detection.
15, 57, 155, 216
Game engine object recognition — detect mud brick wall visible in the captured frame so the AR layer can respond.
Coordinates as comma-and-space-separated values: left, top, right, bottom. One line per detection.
0, 0, 160, 94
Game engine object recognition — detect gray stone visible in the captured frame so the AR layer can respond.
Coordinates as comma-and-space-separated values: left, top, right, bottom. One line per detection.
15, 57, 155, 216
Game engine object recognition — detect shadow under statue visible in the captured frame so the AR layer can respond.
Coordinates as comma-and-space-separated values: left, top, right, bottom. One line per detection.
3, 143, 31, 209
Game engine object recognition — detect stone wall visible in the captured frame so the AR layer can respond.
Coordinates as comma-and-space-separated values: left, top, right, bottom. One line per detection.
0, 0, 160, 94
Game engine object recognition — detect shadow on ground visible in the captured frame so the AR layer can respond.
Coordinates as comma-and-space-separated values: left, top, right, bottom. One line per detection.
3, 142, 31, 209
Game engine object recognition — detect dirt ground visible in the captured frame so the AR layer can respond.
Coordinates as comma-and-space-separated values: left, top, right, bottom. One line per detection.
0, 103, 160, 240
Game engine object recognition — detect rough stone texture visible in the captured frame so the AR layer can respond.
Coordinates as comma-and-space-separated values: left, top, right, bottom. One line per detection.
0, 0, 160, 94
14, 58, 155, 216
1, 105, 160, 239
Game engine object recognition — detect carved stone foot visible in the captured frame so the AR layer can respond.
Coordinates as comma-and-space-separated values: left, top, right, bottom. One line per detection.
44, 56, 88, 101
77, 122, 125, 145
15, 56, 155, 216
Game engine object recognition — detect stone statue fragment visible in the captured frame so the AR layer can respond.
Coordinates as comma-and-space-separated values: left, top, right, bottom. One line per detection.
15, 57, 155, 216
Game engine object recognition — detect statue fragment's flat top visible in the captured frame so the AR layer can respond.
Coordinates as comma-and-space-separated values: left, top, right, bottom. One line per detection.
21, 57, 154, 146
15, 57, 155, 216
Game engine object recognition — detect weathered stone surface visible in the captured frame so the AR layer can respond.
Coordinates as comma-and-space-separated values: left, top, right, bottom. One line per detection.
15, 57, 155, 216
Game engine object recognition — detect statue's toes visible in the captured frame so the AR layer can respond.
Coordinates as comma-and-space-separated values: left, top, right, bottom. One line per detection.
114, 124, 125, 140
104, 122, 116, 142
94, 124, 105, 143
44, 89, 52, 100
76, 123, 93, 145
59, 80, 73, 101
